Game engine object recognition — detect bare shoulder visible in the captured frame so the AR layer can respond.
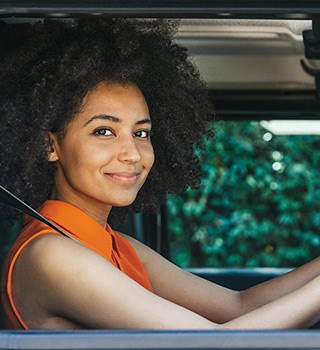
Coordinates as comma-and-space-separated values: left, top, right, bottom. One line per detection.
15, 232, 115, 293
17, 233, 88, 275
12, 233, 89, 328
16, 233, 68, 272
14, 233, 92, 295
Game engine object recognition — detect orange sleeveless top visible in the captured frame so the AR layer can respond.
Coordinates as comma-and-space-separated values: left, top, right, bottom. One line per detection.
0, 200, 153, 329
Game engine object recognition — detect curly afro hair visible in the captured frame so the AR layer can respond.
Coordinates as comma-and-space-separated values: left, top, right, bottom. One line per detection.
0, 18, 214, 222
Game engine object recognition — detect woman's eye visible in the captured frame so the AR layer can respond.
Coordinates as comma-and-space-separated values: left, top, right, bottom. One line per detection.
134, 130, 150, 138
94, 128, 113, 136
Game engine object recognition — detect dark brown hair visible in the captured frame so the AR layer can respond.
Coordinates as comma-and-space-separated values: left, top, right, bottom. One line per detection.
0, 18, 214, 221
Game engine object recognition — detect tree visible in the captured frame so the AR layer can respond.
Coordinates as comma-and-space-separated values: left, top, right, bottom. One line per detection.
168, 121, 320, 268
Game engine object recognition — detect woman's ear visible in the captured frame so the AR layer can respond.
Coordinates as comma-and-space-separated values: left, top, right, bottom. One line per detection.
47, 132, 59, 162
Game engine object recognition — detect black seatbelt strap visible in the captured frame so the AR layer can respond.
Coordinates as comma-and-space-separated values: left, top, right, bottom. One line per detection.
0, 185, 76, 241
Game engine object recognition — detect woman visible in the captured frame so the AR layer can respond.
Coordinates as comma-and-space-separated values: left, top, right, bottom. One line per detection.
1, 18, 320, 330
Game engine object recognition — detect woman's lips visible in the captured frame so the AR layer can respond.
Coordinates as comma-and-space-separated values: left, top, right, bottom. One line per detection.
105, 172, 140, 185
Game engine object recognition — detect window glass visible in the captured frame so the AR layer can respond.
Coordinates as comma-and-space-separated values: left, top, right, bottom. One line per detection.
167, 120, 320, 268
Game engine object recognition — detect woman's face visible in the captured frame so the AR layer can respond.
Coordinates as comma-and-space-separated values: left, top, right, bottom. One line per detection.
49, 82, 154, 220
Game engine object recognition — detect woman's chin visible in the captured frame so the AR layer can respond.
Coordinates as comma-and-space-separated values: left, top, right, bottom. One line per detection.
112, 197, 137, 208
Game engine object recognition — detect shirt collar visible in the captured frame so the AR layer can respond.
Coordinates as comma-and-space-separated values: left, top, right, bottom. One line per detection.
34, 200, 117, 259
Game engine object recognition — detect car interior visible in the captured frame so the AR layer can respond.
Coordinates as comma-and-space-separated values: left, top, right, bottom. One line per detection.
1, 1, 320, 349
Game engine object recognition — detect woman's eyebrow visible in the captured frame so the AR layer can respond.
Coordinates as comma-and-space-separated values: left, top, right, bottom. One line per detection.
136, 118, 152, 126
84, 115, 152, 126
84, 114, 120, 126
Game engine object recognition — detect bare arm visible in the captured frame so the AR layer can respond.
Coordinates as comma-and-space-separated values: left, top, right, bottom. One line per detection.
14, 233, 320, 330
125, 233, 320, 325
240, 257, 320, 315
14, 234, 214, 329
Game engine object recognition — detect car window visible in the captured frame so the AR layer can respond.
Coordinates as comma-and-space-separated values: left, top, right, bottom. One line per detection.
1, 2, 320, 348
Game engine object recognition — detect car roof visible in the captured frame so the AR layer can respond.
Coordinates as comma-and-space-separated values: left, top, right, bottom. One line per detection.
2, 1, 320, 119
0, 0, 319, 18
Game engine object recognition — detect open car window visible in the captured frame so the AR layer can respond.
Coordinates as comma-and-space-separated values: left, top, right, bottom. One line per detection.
1, 1, 320, 349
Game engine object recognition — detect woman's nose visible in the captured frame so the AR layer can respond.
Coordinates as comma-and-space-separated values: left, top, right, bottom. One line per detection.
117, 137, 141, 163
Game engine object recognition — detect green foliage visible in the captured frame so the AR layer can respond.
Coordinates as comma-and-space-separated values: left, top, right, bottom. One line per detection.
168, 121, 320, 267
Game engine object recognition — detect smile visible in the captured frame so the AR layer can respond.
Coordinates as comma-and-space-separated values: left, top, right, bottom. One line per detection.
105, 172, 140, 185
